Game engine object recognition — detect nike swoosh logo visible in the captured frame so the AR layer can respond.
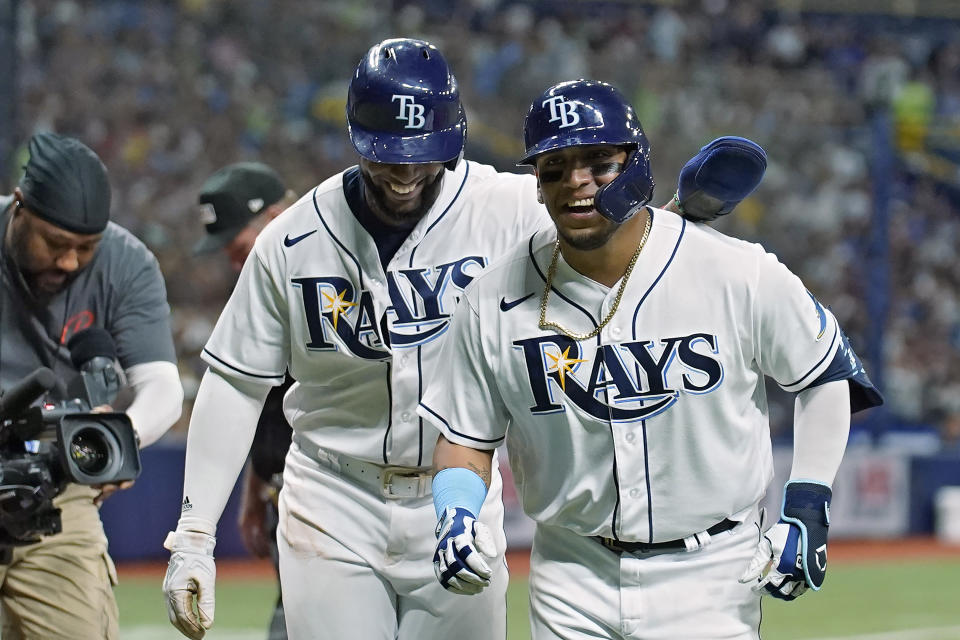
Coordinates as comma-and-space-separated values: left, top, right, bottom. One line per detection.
499, 293, 535, 312
283, 230, 317, 247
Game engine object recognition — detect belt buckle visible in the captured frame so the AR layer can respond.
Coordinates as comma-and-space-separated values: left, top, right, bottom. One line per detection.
381, 467, 430, 499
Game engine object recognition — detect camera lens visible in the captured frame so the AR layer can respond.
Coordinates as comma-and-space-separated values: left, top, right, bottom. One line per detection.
68, 428, 112, 475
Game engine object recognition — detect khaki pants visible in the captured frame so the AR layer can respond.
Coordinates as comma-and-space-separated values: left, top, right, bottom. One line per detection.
0, 484, 119, 640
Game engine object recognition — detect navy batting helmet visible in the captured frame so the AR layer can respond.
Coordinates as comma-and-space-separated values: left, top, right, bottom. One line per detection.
521, 80, 654, 223
347, 38, 466, 168
518, 80, 648, 166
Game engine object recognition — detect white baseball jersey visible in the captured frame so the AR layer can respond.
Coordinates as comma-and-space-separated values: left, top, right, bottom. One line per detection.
419, 208, 848, 543
201, 160, 545, 468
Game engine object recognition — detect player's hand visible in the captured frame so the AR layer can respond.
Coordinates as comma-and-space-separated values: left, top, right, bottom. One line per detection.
675, 136, 767, 221
739, 481, 832, 600
433, 506, 496, 595
163, 530, 217, 639
739, 521, 809, 600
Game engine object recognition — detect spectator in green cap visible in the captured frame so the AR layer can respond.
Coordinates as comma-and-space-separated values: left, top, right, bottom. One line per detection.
193, 161, 297, 640
193, 162, 296, 272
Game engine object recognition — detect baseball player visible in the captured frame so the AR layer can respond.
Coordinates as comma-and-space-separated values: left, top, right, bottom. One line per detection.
162, 40, 768, 640
419, 80, 883, 639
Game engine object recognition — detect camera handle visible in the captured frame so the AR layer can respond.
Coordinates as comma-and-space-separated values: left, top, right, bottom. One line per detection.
0, 368, 56, 421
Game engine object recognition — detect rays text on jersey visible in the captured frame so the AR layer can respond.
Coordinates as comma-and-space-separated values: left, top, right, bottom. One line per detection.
513, 332, 724, 422
290, 256, 487, 359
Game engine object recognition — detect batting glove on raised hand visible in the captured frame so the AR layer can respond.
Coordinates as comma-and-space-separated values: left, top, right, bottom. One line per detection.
739, 481, 832, 601
163, 530, 217, 639
675, 136, 767, 221
433, 506, 496, 595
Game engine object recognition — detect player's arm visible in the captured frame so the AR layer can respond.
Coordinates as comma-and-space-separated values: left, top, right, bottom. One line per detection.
163, 368, 271, 639
435, 434, 493, 486
430, 435, 496, 595
740, 255, 882, 600
418, 285, 508, 596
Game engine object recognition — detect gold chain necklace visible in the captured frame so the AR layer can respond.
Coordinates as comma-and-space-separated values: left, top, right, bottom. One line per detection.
538, 214, 652, 342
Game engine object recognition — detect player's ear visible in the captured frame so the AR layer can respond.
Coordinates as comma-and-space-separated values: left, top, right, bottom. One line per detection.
535, 178, 544, 204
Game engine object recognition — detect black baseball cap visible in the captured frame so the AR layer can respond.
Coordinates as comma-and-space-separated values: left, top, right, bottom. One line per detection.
19, 132, 111, 234
193, 162, 286, 255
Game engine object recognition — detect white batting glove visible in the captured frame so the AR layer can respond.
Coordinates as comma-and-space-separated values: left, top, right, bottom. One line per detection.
433, 506, 496, 595
163, 530, 217, 639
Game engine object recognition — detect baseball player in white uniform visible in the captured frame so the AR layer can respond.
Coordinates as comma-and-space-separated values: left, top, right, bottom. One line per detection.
420, 80, 882, 640
161, 40, 771, 640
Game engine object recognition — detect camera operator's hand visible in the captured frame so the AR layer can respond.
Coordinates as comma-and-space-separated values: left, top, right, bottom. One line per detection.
86, 403, 136, 505
164, 527, 217, 639
93, 480, 135, 505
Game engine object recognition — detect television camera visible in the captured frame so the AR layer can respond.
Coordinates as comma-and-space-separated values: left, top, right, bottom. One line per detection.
0, 328, 141, 553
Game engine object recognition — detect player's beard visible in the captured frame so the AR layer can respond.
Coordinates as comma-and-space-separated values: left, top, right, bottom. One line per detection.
555, 216, 621, 251
361, 169, 445, 227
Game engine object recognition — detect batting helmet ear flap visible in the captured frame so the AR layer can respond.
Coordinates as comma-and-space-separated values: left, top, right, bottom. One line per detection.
594, 147, 655, 224
444, 143, 465, 171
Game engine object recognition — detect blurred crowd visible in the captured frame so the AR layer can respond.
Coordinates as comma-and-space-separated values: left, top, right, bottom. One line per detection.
5, 0, 959, 445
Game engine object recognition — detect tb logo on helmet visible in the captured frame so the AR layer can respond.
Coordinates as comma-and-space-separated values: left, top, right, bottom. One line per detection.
542, 95, 580, 129
392, 95, 427, 129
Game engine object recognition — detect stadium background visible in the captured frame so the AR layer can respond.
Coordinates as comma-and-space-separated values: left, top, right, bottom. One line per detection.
2, 0, 960, 637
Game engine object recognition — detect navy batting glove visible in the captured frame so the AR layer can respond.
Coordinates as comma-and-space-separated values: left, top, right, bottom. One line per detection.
675, 136, 767, 221
594, 147, 655, 224
433, 506, 495, 595
740, 481, 832, 600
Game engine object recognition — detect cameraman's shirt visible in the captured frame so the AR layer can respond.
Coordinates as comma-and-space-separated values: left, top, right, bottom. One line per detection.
0, 205, 176, 400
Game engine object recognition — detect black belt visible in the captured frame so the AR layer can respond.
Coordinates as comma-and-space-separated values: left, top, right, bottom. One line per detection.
593, 518, 738, 555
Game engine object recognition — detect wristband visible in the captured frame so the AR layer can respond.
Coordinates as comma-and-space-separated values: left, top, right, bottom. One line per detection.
432, 468, 487, 519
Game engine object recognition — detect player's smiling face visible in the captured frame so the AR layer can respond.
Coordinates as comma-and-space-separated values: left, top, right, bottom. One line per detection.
359, 158, 445, 227
535, 145, 627, 250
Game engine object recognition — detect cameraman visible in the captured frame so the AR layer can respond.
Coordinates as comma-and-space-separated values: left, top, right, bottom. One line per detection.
0, 132, 183, 639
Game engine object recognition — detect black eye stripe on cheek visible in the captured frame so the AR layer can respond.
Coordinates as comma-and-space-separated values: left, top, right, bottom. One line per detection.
539, 162, 624, 184
591, 162, 624, 176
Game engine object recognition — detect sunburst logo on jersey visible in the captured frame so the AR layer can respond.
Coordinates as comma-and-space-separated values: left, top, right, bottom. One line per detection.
322, 289, 357, 329
545, 346, 587, 391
